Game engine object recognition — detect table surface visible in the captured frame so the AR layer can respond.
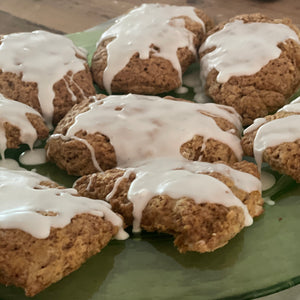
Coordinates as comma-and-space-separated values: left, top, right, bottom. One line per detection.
0, 1, 299, 299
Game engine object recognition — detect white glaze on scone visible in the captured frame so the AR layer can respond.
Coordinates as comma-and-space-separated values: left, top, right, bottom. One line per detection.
99, 3, 205, 94
0, 167, 128, 240
0, 31, 88, 124
49, 94, 243, 170
0, 94, 42, 158
200, 20, 299, 83
103, 158, 258, 231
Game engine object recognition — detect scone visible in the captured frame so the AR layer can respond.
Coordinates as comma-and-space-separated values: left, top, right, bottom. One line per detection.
0, 30, 96, 125
0, 166, 127, 297
91, 3, 213, 94
242, 96, 300, 182
199, 13, 300, 126
46, 94, 243, 176
74, 157, 263, 253
0, 93, 48, 158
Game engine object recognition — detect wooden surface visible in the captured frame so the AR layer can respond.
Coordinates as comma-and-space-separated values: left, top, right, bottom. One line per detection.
0, 0, 299, 34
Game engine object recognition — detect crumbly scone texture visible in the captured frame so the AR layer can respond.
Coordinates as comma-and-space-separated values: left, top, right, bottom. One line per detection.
242, 111, 300, 182
0, 180, 118, 297
74, 160, 263, 253
0, 37, 96, 125
3, 113, 49, 149
46, 95, 241, 176
200, 13, 300, 126
91, 8, 213, 95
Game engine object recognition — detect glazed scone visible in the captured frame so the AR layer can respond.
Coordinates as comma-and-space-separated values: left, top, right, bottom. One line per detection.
242, 96, 300, 182
199, 14, 300, 126
0, 94, 48, 158
46, 94, 243, 176
91, 3, 213, 94
0, 30, 96, 125
0, 166, 127, 297
74, 158, 263, 253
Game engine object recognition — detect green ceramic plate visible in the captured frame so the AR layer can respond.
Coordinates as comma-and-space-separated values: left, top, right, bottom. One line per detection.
0, 25, 300, 300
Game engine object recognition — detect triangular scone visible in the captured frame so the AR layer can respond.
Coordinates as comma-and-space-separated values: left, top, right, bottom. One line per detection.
74, 158, 263, 253
0, 167, 127, 297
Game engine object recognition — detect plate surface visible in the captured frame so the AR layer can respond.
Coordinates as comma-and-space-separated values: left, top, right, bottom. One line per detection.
0, 25, 300, 300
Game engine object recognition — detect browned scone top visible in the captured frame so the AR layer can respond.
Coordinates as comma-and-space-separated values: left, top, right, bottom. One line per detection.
0, 177, 119, 297
242, 110, 300, 182
45, 94, 243, 176
91, 5, 213, 95
0, 33, 96, 125
199, 13, 300, 126
74, 160, 263, 253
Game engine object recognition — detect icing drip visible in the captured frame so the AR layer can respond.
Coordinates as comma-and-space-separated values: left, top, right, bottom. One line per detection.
51, 94, 243, 169
247, 97, 300, 170
253, 115, 300, 170
99, 3, 205, 94
19, 149, 47, 165
104, 158, 257, 232
0, 31, 87, 125
0, 94, 42, 159
200, 20, 299, 83
0, 167, 128, 240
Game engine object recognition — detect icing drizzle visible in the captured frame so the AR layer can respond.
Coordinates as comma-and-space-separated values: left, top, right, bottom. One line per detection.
0, 167, 128, 240
99, 3, 205, 94
49, 94, 243, 170
103, 158, 257, 231
0, 94, 43, 159
0, 31, 88, 125
200, 19, 299, 83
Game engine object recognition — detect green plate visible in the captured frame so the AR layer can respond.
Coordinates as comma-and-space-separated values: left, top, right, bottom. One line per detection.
0, 24, 300, 300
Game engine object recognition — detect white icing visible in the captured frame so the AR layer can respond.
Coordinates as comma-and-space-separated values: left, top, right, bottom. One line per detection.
264, 197, 275, 206
175, 86, 189, 94
0, 31, 88, 125
200, 20, 299, 83
0, 158, 22, 170
279, 96, 300, 113
99, 3, 205, 94
0, 94, 43, 159
103, 158, 257, 232
261, 171, 276, 191
50, 94, 243, 169
19, 148, 47, 165
244, 118, 267, 134
253, 114, 300, 170
0, 167, 128, 240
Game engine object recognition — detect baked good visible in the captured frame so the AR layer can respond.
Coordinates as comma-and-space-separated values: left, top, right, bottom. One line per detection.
0, 166, 127, 296
199, 13, 300, 126
0, 30, 96, 125
0, 93, 48, 158
74, 157, 263, 253
242, 96, 300, 182
46, 94, 243, 176
91, 3, 213, 94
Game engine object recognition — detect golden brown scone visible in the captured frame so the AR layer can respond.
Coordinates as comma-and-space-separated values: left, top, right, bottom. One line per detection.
199, 14, 300, 126
74, 160, 263, 253
0, 214, 117, 297
45, 94, 243, 176
0, 169, 124, 297
242, 109, 300, 182
91, 4, 213, 94
0, 32, 96, 125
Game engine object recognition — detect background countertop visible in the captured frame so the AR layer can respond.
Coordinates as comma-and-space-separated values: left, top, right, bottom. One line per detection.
0, 1, 299, 299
